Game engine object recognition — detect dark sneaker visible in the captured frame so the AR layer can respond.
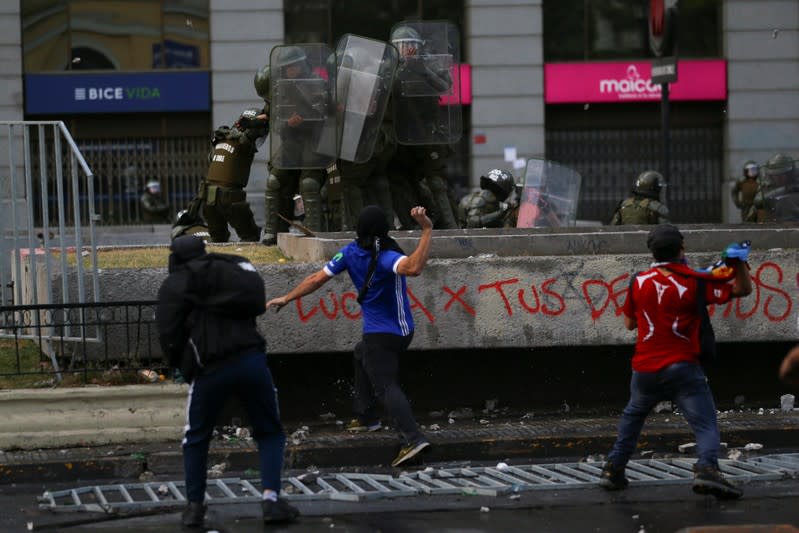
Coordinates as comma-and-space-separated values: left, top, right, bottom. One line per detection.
598, 461, 629, 491
391, 439, 430, 467
181, 501, 206, 528
692, 464, 743, 500
262, 497, 300, 524
345, 418, 382, 432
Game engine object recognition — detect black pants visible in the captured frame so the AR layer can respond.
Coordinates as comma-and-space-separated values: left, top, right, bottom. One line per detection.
352, 332, 423, 445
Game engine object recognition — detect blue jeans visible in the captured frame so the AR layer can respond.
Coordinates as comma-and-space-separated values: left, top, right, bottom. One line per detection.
182, 350, 286, 502
607, 361, 720, 469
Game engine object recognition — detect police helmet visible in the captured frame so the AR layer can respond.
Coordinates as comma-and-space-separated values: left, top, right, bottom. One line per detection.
765, 153, 795, 177
633, 170, 664, 199
391, 26, 424, 56
273, 46, 307, 68
742, 160, 760, 179
146, 180, 161, 194
253, 65, 270, 101
479, 169, 514, 202
212, 125, 230, 145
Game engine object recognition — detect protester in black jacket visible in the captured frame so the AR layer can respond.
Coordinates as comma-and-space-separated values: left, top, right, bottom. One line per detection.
156, 235, 299, 527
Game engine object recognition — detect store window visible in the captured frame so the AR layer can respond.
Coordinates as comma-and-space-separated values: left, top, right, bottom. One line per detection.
21, 0, 210, 72
543, 0, 720, 62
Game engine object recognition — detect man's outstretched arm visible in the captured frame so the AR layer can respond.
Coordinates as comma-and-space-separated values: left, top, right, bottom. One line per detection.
266, 269, 331, 313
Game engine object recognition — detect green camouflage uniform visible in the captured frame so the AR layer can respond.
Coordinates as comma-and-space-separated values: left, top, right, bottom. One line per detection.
609, 196, 669, 225
458, 189, 512, 228
200, 129, 261, 243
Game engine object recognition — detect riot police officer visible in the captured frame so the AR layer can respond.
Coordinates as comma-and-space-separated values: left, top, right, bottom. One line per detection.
388, 24, 459, 230
753, 153, 799, 222
198, 112, 265, 243
140, 180, 170, 223
458, 169, 516, 228
731, 160, 760, 222
609, 170, 670, 225
260, 47, 331, 245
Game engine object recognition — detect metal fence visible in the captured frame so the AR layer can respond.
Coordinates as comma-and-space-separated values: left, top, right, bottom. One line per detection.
0, 300, 161, 383
1, 121, 100, 312
74, 136, 208, 225
546, 126, 723, 223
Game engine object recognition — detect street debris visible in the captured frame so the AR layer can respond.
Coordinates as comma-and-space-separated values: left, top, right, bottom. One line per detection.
561, 401, 570, 414
744, 442, 764, 451
728, 449, 742, 461
208, 462, 227, 478
780, 394, 795, 412
654, 401, 672, 413
496, 462, 509, 470
479, 419, 490, 425
429, 423, 441, 431
319, 412, 336, 421
448, 417, 456, 425
480, 506, 490, 513
448, 407, 474, 419
138, 470, 155, 481
677, 442, 696, 453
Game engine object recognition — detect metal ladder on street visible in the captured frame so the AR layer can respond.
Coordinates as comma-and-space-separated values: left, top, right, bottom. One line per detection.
38, 454, 799, 513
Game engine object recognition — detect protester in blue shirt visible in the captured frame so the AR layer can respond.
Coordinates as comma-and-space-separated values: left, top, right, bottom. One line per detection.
267, 205, 433, 467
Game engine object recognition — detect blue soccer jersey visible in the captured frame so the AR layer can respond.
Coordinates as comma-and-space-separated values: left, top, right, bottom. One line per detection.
323, 241, 414, 336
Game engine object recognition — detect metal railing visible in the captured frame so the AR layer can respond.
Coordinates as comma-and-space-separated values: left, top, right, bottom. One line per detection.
0, 300, 161, 383
1, 121, 101, 320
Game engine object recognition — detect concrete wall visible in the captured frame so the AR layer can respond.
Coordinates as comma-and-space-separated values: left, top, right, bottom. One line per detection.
210, 0, 284, 225
466, 0, 545, 186
93, 227, 799, 355
0, 1, 22, 122
723, 0, 799, 222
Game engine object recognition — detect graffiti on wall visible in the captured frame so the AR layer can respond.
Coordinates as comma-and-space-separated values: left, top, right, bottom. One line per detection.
290, 261, 796, 326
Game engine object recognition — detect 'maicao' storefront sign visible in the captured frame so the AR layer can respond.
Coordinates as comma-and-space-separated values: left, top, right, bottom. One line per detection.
25, 71, 210, 114
544, 59, 726, 103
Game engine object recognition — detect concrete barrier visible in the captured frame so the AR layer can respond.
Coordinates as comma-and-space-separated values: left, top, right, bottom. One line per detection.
93, 225, 799, 354
0, 384, 187, 450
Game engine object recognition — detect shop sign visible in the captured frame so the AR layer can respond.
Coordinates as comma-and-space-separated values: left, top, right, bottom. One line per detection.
545, 59, 725, 104
25, 71, 210, 114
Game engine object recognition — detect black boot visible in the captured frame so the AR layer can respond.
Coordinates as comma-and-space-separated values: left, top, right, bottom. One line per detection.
598, 461, 629, 490
181, 501, 206, 528
692, 464, 743, 500
262, 497, 300, 524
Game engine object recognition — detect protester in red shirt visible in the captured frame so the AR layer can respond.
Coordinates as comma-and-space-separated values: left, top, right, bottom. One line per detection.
599, 224, 752, 500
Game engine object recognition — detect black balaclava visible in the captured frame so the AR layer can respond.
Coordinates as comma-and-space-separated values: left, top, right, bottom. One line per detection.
355, 206, 404, 304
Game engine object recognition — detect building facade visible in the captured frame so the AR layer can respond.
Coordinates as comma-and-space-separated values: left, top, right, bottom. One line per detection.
2, 0, 797, 225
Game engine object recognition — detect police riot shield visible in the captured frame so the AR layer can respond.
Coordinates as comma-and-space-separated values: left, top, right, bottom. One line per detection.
516, 159, 582, 228
335, 34, 398, 163
390, 20, 462, 145
760, 156, 799, 221
269, 44, 337, 169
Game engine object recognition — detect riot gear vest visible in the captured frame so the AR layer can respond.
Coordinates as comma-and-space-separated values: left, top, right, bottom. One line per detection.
458, 189, 509, 228
206, 138, 256, 188
613, 196, 668, 225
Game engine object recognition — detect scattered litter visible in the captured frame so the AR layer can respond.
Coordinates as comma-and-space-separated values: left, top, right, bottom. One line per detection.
480, 506, 490, 513
509, 494, 521, 500
335, 420, 343, 426
677, 442, 696, 453
720, 442, 728, 448
208, 463, 227, 478
448, 418, 455, 425
654, 401, 672, 413
429, 423, 441, 431
319, 412, 336, 421
632, 514, 639, 520
448, 407, 474, 419
757, 408, 765, 415
138, 369, 160, 383
479, 419, 490, 425
780, 394, 795, 412
582, 454, 605, 463
484, 398, 499, 413
521, 412, 534, 420
496, 462, 509, 470
727, 449, 742, 461
423, 466, 435, 473
743, 443, 763, 451
138, 470, 155, 481
640, 450, 654, 457
235, 427, 250, 439
157, 484, 169, 497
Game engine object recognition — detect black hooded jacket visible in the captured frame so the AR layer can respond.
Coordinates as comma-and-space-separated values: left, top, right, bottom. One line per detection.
156, 237, 266, 382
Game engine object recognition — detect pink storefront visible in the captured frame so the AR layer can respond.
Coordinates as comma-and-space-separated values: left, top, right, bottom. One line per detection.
543, 59, 728, 224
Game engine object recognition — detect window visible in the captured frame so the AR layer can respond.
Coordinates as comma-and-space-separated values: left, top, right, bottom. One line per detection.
22, 0, 210, 72
544, 0, 721, 62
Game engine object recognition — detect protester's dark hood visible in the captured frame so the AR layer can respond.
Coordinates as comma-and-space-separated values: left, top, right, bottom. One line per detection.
168, 235, 207, 272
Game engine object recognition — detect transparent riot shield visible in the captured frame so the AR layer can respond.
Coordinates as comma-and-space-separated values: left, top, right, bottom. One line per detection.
269, 44, 337, 169
516, 159, 582, 228
335, 34, 398, 163
390, 20, 462, 145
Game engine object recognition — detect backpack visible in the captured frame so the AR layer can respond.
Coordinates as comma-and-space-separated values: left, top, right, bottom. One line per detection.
628, 271, 717, 370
